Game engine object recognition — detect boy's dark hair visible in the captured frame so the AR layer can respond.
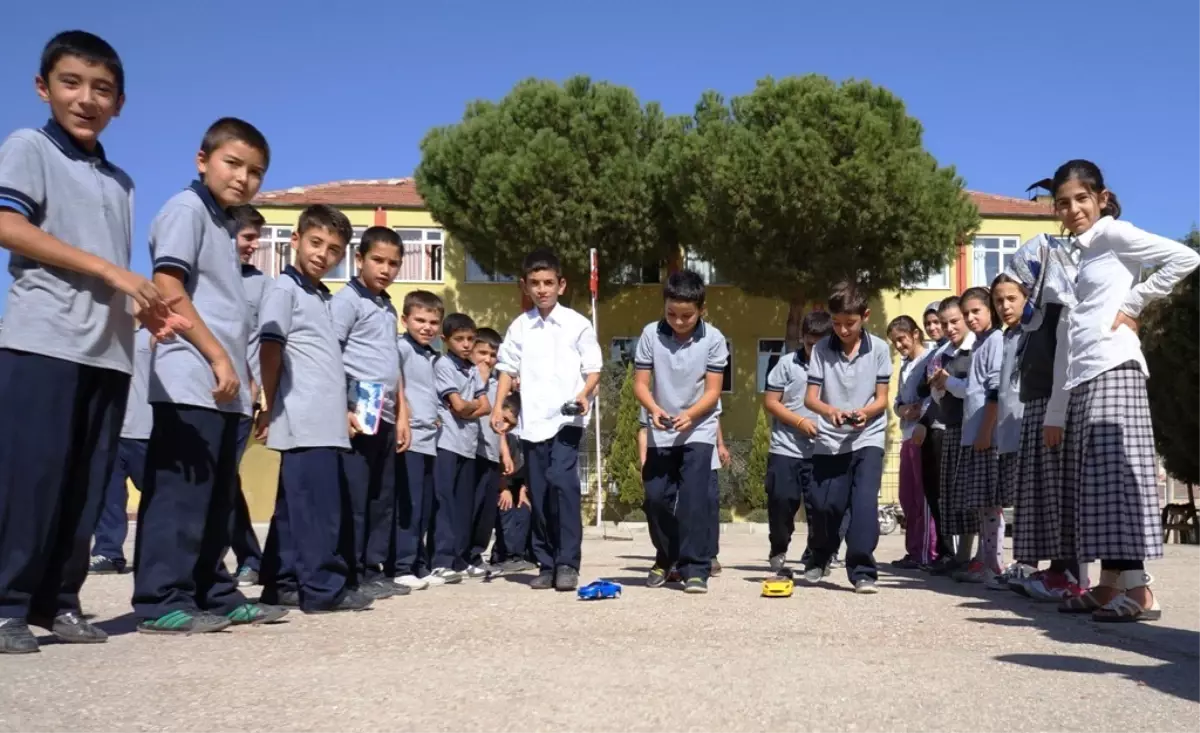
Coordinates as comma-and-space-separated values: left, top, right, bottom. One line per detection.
442, 312, 477, 339
886, 315, 923, 339
663, 269, 706, 307
522, 249, 562, 279
938, 295, 962, 314
41, 31, 123, 96
229, 204, 265, 233
1046, 159, 1121, 220
961, 286, 1001, 328
503, 392, 522, 416
359, 226, 401, 256
402, 290, 444, 317
827, 282, 869, 316
297, 204, 353, 246
474, 327, 502, 350
201, 117, 271, 170
801, 310, 833, 338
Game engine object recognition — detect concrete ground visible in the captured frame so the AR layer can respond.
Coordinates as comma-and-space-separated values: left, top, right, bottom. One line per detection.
2, 528, 1198, 733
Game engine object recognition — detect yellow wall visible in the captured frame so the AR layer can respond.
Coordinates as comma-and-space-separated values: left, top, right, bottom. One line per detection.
220, 205, 1059, 516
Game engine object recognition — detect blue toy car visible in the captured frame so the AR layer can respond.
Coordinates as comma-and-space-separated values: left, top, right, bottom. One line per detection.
577, 579, 622, 600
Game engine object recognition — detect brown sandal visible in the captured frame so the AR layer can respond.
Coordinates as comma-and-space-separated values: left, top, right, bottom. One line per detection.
1058, 569, 1118, 614
1093, 571, 1161, 623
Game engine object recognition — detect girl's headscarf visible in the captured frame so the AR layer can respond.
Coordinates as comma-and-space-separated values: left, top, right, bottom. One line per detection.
1004, 233, 1079, 332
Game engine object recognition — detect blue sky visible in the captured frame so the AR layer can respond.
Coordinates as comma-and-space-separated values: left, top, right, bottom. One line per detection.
1, 1, 1197, 311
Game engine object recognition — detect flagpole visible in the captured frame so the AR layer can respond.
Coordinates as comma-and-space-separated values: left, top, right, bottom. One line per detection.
589, 248, 604, 529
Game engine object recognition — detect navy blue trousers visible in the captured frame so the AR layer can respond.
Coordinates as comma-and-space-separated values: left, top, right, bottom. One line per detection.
92, 437, 148, 566
808, 447, 884, 583
0, 350, 128, 619
430, 449, 475, 571
341, 424, 396, 584
489, 504, 533, 564
228, 416, 263, 572
765, 454, 813, 559
468, 459, 501, 567
643, 443, 716, 580
261, 447, 349, 611
393, 450, 434, 577
709, 470, 720, 557
132, 405, 246, 619
523, 426, 584, 572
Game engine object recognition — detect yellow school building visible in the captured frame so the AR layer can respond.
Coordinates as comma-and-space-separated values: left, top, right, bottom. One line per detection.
223, 179, 1058, 518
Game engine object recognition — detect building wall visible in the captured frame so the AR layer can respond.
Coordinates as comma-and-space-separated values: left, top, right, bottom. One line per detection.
211, 205, 1059, 520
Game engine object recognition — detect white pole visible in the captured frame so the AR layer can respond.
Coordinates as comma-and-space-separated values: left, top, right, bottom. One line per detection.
590, 248, 605, 529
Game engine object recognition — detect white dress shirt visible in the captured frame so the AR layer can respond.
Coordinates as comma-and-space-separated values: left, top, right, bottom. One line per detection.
1065, 217, 1200, 391
496, 303, 603, 443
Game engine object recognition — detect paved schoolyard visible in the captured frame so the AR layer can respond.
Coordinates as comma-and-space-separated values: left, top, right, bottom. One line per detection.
1, 528, 1197, 733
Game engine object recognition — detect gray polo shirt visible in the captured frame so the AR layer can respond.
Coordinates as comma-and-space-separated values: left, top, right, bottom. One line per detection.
121, 328, 154, 440
243, 264, 270, 390
995, 327, 1024, 455
634, 319, 728, 448
962, 328, 1004, 447
477, 374, 501, 462
398, 333, 441, 456
259, 266, 349, 451
148, 181, 252, 416
764, 349, 817, 459
806, 332, 892, 455
0, 120, 135, 374
435, 353, 485, 459
330, 278, 401, 424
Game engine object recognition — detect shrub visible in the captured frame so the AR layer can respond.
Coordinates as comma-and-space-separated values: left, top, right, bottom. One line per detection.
743, 407, 771, 510
606, 364, 645, 511
744, 507, 770, 523
621, 508, 647, 523
718, 507, 733, 523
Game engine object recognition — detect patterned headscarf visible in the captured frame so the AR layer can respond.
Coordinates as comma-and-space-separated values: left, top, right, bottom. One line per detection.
1004, 233, 1079, 332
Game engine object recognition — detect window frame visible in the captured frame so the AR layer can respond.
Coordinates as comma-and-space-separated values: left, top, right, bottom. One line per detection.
756, 338, 787, 393
972, 235, 1021, 287
609, 337, 638, 368
464, 251, 517, 283
682, 249, 730, 286
903, 264, 952, 291
721, 339, 734, 394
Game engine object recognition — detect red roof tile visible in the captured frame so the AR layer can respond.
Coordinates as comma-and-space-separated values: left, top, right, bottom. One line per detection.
253, 178, 425, 208
967, 190, 1054, 219
255, 179, 1055, 220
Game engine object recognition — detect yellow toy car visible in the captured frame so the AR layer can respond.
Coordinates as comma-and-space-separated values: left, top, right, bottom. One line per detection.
761, 576, 794, 598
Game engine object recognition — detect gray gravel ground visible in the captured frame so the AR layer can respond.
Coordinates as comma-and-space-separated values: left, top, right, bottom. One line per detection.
1, 529, 1197, 732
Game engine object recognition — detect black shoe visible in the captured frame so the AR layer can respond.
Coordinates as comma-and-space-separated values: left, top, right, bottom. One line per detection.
646, 565, 667, 588
0, 618, 39, 654
307, 589, 374, 614
829, 556, 845, 569
137, 610, 231, 635
234, 566, 260, 587
530, 570, 555, 590
891, 556, 920, 570
554, 566, 579, 591
30, 611, 107, 644
710, 558, 722, 577
929, 557, 960, 576
262, 588, 301, 607
361, 579, 406, 600
88, 556, 124, 575
769, 554, 787, 573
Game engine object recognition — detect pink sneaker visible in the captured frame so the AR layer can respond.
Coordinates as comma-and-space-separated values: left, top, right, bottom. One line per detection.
1028, 571, 1084, 602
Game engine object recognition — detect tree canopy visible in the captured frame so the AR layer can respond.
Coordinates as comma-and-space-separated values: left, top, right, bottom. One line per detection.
662, 75, 980, 345
1142, 228, 1200, 485
415, 76, 668, 302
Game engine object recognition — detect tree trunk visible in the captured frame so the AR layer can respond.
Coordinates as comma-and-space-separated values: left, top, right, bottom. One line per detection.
785, 294, 808, 352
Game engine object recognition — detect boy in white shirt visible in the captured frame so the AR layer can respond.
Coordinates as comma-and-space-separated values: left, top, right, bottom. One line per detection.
491, 249, 602, 591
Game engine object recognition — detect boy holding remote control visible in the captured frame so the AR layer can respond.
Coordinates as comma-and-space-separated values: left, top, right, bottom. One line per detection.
633, 269, 728, 594
802, 282, 892, 594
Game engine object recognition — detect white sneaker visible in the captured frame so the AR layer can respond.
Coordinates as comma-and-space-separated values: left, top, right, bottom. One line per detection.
465, 564, 489, 579
393, 574, 429, 591
427, 567, 462, 585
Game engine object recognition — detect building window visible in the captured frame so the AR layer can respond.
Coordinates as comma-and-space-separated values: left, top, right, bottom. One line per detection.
396, 228, 445, 283
683, 250, 729, 285
465, 252, 517, 283
972, 236, 1020, 287
260, 225, 293, 277
756, 339, 786, 392
903, 264, 952, 291
610, 337, 637, 367
721, 340, 734, 393
611, 261, 662, 286
322, 227, 368, 282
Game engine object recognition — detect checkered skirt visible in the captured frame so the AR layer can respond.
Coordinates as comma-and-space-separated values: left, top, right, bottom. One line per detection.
1013, 397, 1069, 562
959, 445, 999, 510
997, 452, 1019, 508
938, 424, 979, 535
1064, 365, 1163, 561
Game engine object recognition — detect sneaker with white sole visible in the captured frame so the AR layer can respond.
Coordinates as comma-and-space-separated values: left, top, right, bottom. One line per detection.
426, 568, 462, 586
394, 574, 430, 591
465, 564, 489, 579
986, 563, 1032, 591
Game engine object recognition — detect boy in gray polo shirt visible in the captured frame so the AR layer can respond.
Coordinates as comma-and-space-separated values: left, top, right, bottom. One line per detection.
803, 283, 892, 593
331, 226, 407, 601
467, 328, 504, 577
227, 204, 267, 587
762, 310, 832, 572
256, 205, 370, 614
429, 313, 489, 584
634, 269, 728, 594
133, 118, 288, 634
393, 290, 445, 591
0, 32, 192, 653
